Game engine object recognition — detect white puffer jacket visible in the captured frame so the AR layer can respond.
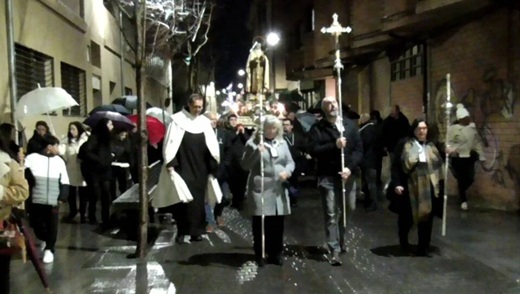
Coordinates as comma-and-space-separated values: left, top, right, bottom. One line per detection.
448, 122, 485, 160
59, 132, 89, 187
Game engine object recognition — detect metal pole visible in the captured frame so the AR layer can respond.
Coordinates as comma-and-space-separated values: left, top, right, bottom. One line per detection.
5, 0, 19, 144
119, 8, 125, 96
442, 73, 452, 236
259, 91, 265, 259
321, 14, 351, 228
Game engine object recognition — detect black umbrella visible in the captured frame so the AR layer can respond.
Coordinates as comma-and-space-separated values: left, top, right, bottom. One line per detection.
278, 89, 305, 104
84, 111, 135, 130
112, 96, 153, 110
89, 104, 131, 115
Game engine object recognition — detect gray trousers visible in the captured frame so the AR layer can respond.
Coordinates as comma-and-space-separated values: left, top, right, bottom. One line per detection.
318, 176, 356, 253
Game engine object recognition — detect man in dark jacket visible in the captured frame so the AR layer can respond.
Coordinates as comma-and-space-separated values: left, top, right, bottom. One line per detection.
359, 114, 381, 211
382, 105, 410, 163
226, 114, 251, 211
282, 118, 307, 207
308, 97, 363, 266
205, 112, 233, 229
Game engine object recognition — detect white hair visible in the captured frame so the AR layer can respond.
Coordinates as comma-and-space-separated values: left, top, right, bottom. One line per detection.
253, 114, 283, 141
321, 96, 337, 109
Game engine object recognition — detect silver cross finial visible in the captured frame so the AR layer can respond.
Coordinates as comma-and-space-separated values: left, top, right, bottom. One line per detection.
321, 13, 352, 38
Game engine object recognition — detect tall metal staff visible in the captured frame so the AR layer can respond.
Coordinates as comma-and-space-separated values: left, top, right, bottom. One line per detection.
442, 73, 453, 236
321, 14, 352, 227
247, 41, 267, 259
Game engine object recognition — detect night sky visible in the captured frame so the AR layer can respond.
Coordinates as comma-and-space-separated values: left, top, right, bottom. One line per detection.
210, 0, 253, 89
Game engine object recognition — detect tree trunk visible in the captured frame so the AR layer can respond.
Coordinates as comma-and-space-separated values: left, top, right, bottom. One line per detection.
135, 0, 149, 259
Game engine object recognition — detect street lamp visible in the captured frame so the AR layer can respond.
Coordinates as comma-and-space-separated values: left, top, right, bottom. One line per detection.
237, 83, 244, 89
266, 32, 280, 92
266, 32, 280, 47
238, 69, 245, 76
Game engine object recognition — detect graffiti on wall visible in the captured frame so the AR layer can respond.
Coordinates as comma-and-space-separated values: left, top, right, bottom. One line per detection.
433, 68, 516, 188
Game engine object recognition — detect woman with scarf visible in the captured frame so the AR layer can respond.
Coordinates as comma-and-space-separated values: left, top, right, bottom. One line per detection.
241, 115, 295, 266
390, 119, 444, 257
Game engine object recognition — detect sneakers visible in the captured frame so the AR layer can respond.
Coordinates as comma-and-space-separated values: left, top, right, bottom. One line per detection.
43, 250, 54, 263
461, 202, 468, 210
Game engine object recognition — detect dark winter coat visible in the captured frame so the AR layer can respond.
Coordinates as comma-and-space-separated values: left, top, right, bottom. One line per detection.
359, 122, 380, 170
382, 113, 410, 154
307, 117, 363, 177
215, 128, 233, 181
78, 134, 113, 180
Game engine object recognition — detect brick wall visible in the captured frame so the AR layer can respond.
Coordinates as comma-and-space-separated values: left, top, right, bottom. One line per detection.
391, 76, 424, 120
429, 8, 520, 210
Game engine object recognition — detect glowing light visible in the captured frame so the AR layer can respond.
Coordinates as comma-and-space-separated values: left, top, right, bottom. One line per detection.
266, 32, 280, 46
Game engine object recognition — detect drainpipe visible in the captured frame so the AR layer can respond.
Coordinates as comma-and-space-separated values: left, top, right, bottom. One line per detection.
5, 0, 19, 144
423, 41, 430, 121
119, 8, 125, 96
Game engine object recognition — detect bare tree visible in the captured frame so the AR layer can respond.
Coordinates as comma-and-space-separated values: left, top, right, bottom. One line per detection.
105, 0, 215, 258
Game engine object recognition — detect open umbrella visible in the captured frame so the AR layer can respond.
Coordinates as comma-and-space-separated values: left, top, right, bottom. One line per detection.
127, 115, 166, 145
112, 96, 152, 110
15, 87, 79, 134
15, 87, 78, 119
84, 111, 135, 130
146, 107, 172, 125
89, 104, 131, 115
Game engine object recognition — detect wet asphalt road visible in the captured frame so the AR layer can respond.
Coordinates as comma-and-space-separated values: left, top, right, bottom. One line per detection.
10, 185, 520, 294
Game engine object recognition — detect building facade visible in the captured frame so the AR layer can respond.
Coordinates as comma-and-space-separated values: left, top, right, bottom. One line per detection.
269, 0, 520, 210
0, 0, 171, 139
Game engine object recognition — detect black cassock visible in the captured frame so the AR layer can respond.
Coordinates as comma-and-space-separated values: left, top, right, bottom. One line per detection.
167, 132, 218, 236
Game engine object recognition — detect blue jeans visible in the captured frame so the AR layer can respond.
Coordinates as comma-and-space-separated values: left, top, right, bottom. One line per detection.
205, 203, 216, 226
318, 176, 356, 253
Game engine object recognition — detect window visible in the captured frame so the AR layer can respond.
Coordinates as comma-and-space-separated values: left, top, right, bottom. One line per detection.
125, 87, 133, 95
59, 0, 84, 18
61, 62, 86, 116
390, 44, 423, 81
15, 44, 54, 101
89, 41, 101, 68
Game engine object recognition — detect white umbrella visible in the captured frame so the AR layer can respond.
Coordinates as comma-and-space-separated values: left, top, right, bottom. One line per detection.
16, 87, 78, 118
15, 87, 79, 134
146, 107, 172, 125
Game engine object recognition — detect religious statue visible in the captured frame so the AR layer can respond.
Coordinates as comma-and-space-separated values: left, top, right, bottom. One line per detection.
246, 43, 270, 95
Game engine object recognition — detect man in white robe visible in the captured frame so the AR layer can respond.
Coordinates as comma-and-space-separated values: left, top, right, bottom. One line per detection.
152, 93, 222, 243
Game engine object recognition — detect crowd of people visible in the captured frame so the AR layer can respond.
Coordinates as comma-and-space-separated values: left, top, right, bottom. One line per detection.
0, 91, 486, 293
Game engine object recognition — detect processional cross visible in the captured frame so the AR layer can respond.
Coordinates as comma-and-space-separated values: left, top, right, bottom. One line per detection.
321, 14, 352, 227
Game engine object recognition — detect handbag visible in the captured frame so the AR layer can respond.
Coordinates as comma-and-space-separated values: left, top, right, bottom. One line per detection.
0, 218, 26, 262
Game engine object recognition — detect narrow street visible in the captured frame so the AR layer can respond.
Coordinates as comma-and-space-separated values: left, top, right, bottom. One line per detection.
10, 184, 520, 294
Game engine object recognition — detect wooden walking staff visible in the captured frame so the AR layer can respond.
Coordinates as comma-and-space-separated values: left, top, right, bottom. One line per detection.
321, 14, 352, 227
442, 73, 454, 236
